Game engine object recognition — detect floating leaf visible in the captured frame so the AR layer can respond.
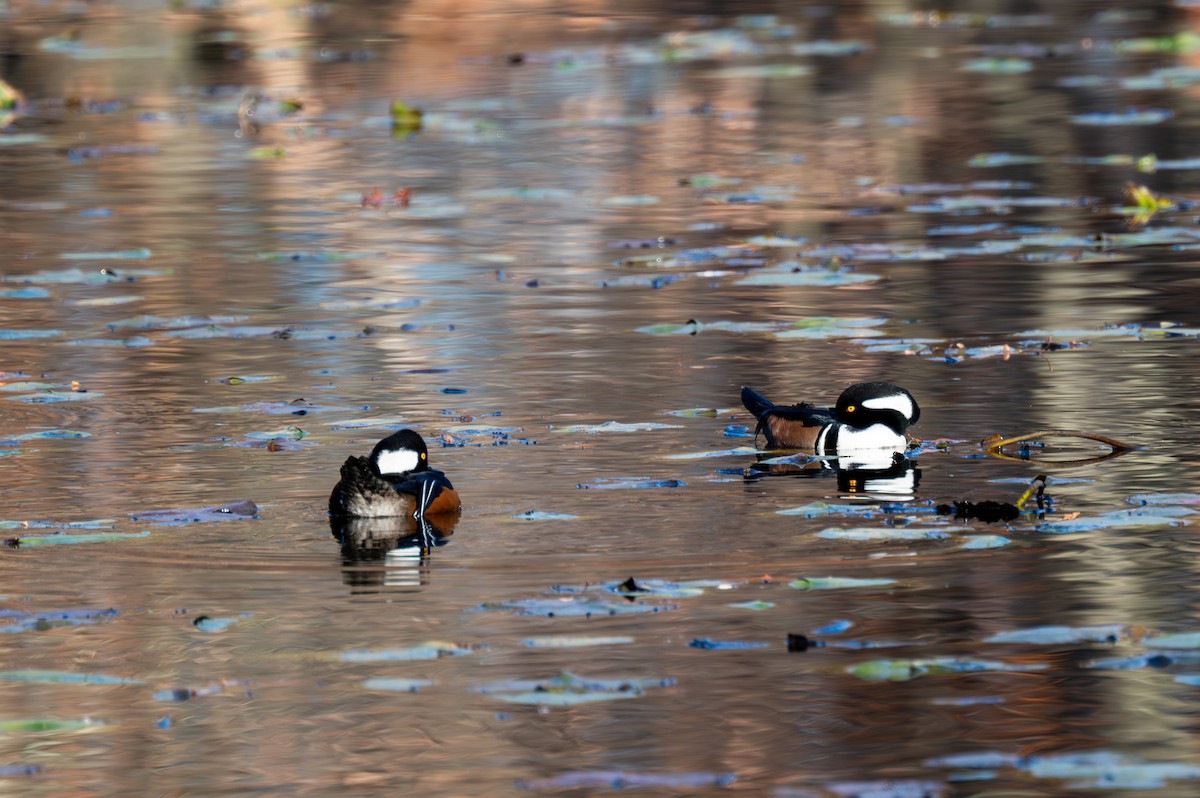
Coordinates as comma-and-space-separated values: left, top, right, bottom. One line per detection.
984, 625, 1125, 645
688, 638, 769, 650
848, 656, 1045, 682
3, 267, 167, 285
517, 771, 735, 790
131, 500, 258, 525
362, 677, 435, 693
812, 619, 853, 635
578, 478, 686, 490
0, 608, 118, 634
243, 427, 307, 440
522, 636, 635, 648
664, 446, 757, 460
662, 407, 740, 417
962, 57, 1032, 73
15, 531, 149, 547
0, 670, 142, 685
777, 502, 879, 518
478, 671, 673, 705
0, 330, 62, 341
789, 576, 896, 590
7, 389, 103, 403
1037, 508, 1191, 533
107, 314, 250, 331
0, 287, 51, 299
0, 718, 108, 733
474, 596, 677, 617
729, 601, 774, 611
339, 642, 476, 662
59, 248, 152, 260
816, 527, 953, 542
734, 269, 879, 287
1127, 493, 1200, 506
960, 535, 1011, 550
512, 511, 579, 521
1071, 108, 1173, 126
556, 421, 683, 434
193, 615, 244, 632
1144, 632, 1200, 650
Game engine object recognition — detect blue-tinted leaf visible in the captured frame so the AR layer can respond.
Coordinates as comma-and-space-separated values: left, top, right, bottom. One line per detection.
362, 678, 435, 693
688, 638, 769, 650
517, 771, 735, 790
339, 642, 476, 662
984, 625, 1124, 645
578, 478, 686, 490
556, 421, 682, 434
848, 656, 1045, 682
0, 669, 141, 685
512, 511, 579, 521
816, 527, 953, 541
789, 576, 897, 590
522, 636, 635, 648
15, 531, 149, 547
131, 500, 258, 525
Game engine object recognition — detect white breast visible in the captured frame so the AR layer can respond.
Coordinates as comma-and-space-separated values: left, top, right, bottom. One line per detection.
837, 423, 907, 452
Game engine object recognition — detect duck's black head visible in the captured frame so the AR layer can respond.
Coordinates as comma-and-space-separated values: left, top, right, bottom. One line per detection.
369, 429, 430, 476
834, 382, 920, 434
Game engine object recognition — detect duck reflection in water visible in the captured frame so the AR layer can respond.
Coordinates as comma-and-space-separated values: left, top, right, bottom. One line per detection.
740, 382, 922, 501
328, 429, 462, 590
747, 452, 921, 501
330, 513, 458, 590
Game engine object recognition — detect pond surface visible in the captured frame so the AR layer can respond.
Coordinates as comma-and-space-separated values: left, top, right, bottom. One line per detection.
5, 1, 1200, 795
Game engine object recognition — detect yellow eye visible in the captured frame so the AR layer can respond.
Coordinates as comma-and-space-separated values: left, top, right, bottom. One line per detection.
847, 405, 856, 413
420, 452, 427, 460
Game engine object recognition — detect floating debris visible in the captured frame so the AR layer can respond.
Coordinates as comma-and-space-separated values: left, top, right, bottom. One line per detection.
478, 671, 674, 705
130, 500, 259, 525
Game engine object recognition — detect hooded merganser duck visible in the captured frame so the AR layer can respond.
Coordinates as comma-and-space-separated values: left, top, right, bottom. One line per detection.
740, 383, 920, 457
329, 429, 462, 519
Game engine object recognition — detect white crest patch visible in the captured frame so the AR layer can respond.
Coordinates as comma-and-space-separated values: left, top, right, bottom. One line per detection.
862, 393, 914, 420
376, 448, 420, 475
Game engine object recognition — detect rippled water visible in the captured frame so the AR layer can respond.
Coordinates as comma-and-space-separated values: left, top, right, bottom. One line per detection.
5, 2, 1200, 795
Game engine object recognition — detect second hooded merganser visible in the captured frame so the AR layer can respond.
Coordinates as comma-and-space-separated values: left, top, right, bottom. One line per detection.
329, 429, 461, 519
740, 382, 920, 456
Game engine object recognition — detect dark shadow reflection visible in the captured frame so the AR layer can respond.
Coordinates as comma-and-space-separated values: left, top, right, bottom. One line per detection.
747, 453, 921, 502
330, 512, 458, 592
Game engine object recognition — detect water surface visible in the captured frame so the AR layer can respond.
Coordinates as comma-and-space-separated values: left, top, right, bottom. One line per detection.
4, 2, 1200, 795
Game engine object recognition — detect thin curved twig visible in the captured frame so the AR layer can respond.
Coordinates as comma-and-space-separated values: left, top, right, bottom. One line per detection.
982, 429, 1137, 466
982, 429, 1137, 452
